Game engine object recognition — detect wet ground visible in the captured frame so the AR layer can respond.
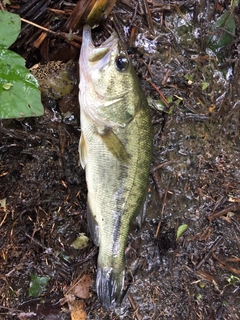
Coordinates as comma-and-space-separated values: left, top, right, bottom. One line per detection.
0, 1, 240, 319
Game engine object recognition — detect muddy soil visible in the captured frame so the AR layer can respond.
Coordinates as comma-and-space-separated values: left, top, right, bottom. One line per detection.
0, 1, 240, 319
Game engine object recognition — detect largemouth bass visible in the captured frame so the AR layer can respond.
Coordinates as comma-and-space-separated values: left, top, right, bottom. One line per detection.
79, 25, 152, 309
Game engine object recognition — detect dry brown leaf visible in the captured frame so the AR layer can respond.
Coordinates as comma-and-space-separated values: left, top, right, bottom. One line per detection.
69, 299, 87, 320
72, 274, 92, 299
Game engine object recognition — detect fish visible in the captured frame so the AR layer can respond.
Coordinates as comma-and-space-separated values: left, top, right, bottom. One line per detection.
79, 24, 152, 309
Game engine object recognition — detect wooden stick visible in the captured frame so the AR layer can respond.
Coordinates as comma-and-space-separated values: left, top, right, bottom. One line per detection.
208, 203, 240, 222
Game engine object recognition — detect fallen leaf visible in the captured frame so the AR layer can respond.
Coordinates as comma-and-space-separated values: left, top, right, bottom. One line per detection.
176, 224, 188, 240
71, 233, 89, 249
28, 274, 50, 297
72, 274, 92, 299
69, 299, 87, 320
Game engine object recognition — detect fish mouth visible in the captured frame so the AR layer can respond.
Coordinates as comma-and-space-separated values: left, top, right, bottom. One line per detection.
81, 25, 119, 68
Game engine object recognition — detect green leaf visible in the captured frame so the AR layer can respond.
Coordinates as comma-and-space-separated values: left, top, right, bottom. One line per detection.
208, 10, 235, 51
227, 275, 240, 284
0, 11, 44, 119
196, 293, 202, 300
176, 224, 188, 240
29, 274, 50, 297
0, 47, 44, 119
184, 74, 194, 82
0, 10, 21, 48
202, 82, 209, 90
0, 47, 25, 66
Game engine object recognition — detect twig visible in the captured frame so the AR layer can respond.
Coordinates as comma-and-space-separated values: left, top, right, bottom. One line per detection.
72, 247, 98, 267
151, 161, 173, 173
153, 175, 171, 238
208, 203, 240, 222
129, 2, 139, 28
196, 236, 222, 270
152, 170, 162, 201
25, 233, 50, 251
212, 253, 240, 276
161, 69, 171, 85
141, 0, 154, 33
141, 59, 153, 79
20, 17, 57, 35
128, 294, 142, 320
142, 75, 169, 107
0, 210, 9, 227
0, 305, 25, 313
20, 17, 81, 48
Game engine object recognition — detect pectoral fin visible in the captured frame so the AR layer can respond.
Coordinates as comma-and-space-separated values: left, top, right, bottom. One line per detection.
99, 128, 130, 164
79, 133, 87, 169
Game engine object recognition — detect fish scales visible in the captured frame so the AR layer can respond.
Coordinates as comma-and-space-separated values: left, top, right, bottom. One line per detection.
79, 25, 152, 309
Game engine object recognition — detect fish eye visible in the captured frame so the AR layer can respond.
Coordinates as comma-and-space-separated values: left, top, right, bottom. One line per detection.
115, 55, 129, 71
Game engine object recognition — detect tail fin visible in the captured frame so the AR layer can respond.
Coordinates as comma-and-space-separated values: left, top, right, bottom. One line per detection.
96, 266, 125, 310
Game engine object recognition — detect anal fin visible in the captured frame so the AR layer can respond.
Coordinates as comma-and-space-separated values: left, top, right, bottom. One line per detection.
79, 133, 87, 169
87, 201, 100, 246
